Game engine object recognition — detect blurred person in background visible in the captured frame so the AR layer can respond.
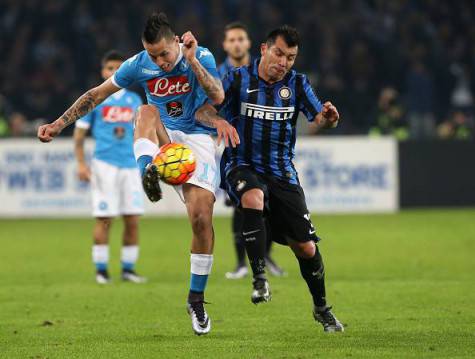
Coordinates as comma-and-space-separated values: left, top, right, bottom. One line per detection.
437, 110, 474, 140
369, 87, 409, 140
218, 22, 285, 279
73, 50, 146, 285
8, 112, 29, 137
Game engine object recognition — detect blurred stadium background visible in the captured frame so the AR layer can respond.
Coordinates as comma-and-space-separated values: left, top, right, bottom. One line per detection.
1, 0, 474, 358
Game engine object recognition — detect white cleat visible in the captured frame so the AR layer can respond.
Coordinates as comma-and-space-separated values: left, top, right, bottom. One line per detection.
187, 301, 211, 335
96, 270, 111, 285
225, 266, 248, 279
251, 279, 271, 304
121, 270, 147, 283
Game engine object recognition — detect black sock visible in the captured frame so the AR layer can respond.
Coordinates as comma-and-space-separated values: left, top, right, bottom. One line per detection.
188, 290, 204, 303
241, 208, 267, 279
297, 246, 327, 308
232, 209, 246, 267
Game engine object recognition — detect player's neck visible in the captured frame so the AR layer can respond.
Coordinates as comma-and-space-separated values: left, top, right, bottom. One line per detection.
229, 53, 250, 68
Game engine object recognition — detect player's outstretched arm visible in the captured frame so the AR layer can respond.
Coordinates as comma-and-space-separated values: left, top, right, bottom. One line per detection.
181, 31, 224, 105
195, 103, 240, 147
311, 101, 340, 133
37, 79, 120, 143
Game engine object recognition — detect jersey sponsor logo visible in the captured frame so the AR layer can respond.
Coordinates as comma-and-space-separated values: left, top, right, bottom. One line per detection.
142, 68, 162, 75
102, 106, 134, 123
166, 101, 183, 117
240, 102, 295, 121
147, 76, 191, 97
114, 126, 125, 139
246, 88, 259, 94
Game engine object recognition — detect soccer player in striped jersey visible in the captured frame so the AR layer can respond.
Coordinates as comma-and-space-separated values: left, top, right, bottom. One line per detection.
218, 22, 285, 280
196, 25, 344, 332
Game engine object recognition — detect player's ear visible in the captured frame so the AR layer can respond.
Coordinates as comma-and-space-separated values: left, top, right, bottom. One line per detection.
260, 43, 267, 56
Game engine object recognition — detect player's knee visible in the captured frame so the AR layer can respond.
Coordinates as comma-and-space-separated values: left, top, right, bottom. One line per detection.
241, 189, 264, 210
189, 209, 212, 236
291, 241, 316, 259
96, 217, 112, 232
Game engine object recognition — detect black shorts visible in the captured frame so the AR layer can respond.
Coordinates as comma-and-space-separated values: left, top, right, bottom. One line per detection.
226, 166, 320, 246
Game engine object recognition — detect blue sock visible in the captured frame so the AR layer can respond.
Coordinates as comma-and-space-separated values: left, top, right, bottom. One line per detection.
122, 262, 134, 271
190, 273, 209, 293
137, 155, 153, 177
95, 262, 107, 271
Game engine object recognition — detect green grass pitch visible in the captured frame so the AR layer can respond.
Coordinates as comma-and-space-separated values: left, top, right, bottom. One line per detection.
1, 209, 474, 358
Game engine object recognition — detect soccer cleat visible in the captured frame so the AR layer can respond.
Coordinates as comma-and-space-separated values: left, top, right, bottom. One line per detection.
142, 163, 163, 202
187, 301, 211, 335
313, 306, 344, 332
122, 269, 147, 283
251, 278, 271, 304
265, 257, 287, 277
95, 270, 110, 284
225, 265, 248, 279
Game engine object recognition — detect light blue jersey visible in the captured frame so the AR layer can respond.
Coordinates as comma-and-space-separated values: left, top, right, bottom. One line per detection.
112, 45, 219, 135
76, 89, 143, 168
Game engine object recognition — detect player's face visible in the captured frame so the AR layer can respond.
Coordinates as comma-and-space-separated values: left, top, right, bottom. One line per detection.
260, 36, 298, 82
223, 28, 251, 61
143, 36, 180, 72
101, 60, 123, 80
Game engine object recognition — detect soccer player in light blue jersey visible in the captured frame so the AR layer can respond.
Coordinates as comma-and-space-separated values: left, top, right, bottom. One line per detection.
37, 12, 238, 336
73, 50, 146, 285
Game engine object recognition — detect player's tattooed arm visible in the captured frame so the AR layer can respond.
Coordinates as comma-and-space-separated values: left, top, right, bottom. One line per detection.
37, 79, 119, 143
60, 89, 101, 128
195, 104, 240, 147
181, 31, 224, 104
189, 59, 225, 104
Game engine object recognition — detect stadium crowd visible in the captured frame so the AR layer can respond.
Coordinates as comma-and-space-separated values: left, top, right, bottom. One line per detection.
0, 0, 474, 139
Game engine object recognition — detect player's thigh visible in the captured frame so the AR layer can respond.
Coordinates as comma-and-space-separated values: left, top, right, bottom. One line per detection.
171, 130, 221, 198
91, 159, 120, 217
225, 166, 267, 207
267, 181, 318, 245
118, 167, 145, 216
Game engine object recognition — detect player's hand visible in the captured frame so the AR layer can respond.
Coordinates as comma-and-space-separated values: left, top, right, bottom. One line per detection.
181, 31, 198, 63
37, 120, 63, 143
77, 163, 91, 182
216, 119, 240, 148
321, 101, 339, 128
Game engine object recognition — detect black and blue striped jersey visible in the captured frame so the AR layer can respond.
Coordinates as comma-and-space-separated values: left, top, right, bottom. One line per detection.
219, 58, 323, 184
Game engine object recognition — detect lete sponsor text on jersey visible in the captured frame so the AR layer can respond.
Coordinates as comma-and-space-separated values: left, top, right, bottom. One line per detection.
102, 106, 134, 123
147, 76, 191, 97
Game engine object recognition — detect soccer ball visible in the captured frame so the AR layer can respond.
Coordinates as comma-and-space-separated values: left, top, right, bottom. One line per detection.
153, 143, 196, 185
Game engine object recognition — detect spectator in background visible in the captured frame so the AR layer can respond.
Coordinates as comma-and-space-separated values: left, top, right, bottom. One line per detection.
370, 87, 409, 140
404, 59, 436, 139
9, 112, 28, 137
437, 110, 474, 140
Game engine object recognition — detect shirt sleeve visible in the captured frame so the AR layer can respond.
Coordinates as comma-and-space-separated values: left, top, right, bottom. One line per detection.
197, 47, 219, 79
299, 75, 323, 121
213, 68, 237, 113
111, 54, 140, 88
76, 110, 94, 130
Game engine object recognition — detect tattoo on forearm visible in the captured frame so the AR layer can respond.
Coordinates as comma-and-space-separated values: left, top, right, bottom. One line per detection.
190, 60, 223, 102
196, 106, 221, 128
61, 89, 101, 127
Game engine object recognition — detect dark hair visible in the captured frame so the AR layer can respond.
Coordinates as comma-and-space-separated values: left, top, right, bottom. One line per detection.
224, 21, 249, 37
142, 12, 175, 44
101, 50, 125, 66
265, 25, 300, 48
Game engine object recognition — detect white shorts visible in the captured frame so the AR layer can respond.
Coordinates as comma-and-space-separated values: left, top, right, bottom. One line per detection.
161, 129, 223, 201
91, 158, 145, 217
